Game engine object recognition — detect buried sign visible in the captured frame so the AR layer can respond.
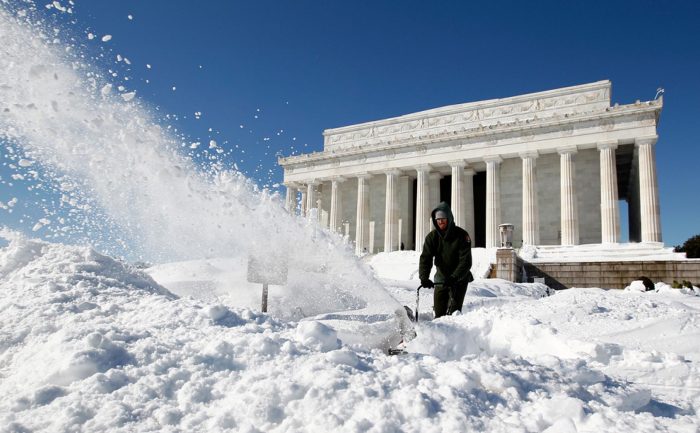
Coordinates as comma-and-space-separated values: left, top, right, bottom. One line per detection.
247, 254, 289, 312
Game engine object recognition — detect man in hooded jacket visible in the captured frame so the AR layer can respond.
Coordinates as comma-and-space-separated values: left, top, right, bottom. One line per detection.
419, 202, 473, 318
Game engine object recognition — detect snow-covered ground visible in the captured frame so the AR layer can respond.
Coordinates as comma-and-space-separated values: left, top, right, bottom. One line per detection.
2, 234, 699, 433
1, 3, 699, 432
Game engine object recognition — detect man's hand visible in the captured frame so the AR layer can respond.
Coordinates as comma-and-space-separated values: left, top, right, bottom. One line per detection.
421, 279, 434, 288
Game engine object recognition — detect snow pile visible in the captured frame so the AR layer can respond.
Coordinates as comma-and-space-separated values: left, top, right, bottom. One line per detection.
2, 238, 699, 432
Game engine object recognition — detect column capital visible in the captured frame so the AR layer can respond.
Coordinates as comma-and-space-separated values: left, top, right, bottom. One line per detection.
415, 164, 432, 174
597, 140, 618, 151
557, 146, 578, 155
306, 179, 319, 186
429, 172, 443, 180
635, 135, 658, 147
283, 182, 300, 188
464, 168, 476, 176
448, 160, 467, 168
385, 168, 402, 176
519, 151, 539, 160
356, 173, 373, 180
483, 156, 503, 164
331, 176, 346, 184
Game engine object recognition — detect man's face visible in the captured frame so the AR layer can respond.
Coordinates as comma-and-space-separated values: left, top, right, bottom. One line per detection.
436, 217, 448, 231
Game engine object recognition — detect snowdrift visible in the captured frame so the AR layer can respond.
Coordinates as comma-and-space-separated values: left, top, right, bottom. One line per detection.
2, 236, 699, 432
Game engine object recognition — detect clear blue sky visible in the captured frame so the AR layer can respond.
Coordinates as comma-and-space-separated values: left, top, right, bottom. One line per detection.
2, 0, 699, 248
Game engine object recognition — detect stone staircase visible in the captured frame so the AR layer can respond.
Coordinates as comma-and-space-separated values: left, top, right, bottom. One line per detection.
521, 242, 686, 263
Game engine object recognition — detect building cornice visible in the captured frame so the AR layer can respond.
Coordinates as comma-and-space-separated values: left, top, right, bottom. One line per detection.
278, 100, 661, 168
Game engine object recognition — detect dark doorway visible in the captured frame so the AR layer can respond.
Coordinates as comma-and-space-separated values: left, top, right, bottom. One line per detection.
473, 171, 486, 247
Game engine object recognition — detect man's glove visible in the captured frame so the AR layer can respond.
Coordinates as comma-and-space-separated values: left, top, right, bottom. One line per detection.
421, 279, 434, 288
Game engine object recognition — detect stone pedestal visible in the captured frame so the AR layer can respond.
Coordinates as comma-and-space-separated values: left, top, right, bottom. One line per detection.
496, 248, 522, 282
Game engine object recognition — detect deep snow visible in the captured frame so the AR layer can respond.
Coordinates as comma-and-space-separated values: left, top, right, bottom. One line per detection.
2, 234, 699, 432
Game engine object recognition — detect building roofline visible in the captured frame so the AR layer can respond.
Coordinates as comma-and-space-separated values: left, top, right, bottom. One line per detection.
322, 80, 612, 136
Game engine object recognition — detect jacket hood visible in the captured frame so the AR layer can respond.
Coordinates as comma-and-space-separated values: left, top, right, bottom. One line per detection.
431, 202, 454, 235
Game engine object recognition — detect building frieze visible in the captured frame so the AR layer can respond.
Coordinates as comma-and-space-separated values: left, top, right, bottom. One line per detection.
279, 101, 661, 173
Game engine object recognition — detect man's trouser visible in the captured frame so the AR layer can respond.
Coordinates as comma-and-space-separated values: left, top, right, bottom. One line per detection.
433, 283, 468, 318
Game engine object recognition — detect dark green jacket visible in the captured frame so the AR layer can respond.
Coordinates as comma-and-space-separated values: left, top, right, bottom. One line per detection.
419, 202, 473, 285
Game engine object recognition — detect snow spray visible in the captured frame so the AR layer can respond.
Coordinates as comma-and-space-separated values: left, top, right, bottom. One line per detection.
0, 4, 403, 321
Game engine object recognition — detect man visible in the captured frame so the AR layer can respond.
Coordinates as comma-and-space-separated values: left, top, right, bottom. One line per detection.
419, 202, 473, 318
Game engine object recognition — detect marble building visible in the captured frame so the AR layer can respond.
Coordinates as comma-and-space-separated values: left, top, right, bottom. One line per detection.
278, 80, 663, 255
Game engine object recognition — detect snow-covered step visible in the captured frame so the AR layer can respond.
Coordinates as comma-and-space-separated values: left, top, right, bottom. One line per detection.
521, 242, 687, 262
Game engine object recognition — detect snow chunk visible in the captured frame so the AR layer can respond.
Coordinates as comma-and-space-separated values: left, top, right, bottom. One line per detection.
121, 92, 136, 102
296, 321, 340, 352
101, 35, 112, 42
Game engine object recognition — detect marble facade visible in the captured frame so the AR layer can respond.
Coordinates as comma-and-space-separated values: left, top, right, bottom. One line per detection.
279, 81, 664, 253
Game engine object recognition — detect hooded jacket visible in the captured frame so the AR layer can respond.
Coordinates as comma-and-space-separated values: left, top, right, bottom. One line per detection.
418, 202, 473, 285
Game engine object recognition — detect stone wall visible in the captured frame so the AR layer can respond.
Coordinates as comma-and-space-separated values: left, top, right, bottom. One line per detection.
524, 260, 700, 290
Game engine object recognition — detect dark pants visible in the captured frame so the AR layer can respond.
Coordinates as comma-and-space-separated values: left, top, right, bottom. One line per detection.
434, 283, 468, 318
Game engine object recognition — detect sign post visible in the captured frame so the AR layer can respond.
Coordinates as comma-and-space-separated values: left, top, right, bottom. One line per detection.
247, 254, 288, 313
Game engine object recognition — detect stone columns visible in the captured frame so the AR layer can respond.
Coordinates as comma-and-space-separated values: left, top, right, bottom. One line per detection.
329, 177, 344, 233
284, 183, 297, 214
415, 165, 431, 253
520, 152, 540, 245
450, 161, 466, 229
558, 147, 579, 245
464, 168, 475, 238
598, 141, 620, 243
306, 181, 318, 220
636, 136, 662, 242
485, 156, 502, 248
355, 174, 371, 255
384, 169, 401, 252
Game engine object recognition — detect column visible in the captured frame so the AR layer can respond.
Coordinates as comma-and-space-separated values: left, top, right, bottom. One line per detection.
485, 156, 502, 248
306, 182, 318, 220
464, 168, 475, 238
450, 161, 466, 229
355, 175, 371, 255
520, 152, 540, 245
300, 187, 308, 217
399, 175, 414, 250
429, 172, 442, 207
414, 165, 431, 253
559, 147, 579, 245
284, 183, 297, 214
598, 141, 620, 243
636, 136, 662, 242
329, 177, 345, 233
384, 169, 401, 252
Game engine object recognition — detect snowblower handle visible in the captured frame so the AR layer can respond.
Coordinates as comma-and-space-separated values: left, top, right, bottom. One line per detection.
415, 285, 422, 323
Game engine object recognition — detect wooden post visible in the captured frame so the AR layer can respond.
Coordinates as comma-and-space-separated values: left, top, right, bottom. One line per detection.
261, 283, 269, 312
